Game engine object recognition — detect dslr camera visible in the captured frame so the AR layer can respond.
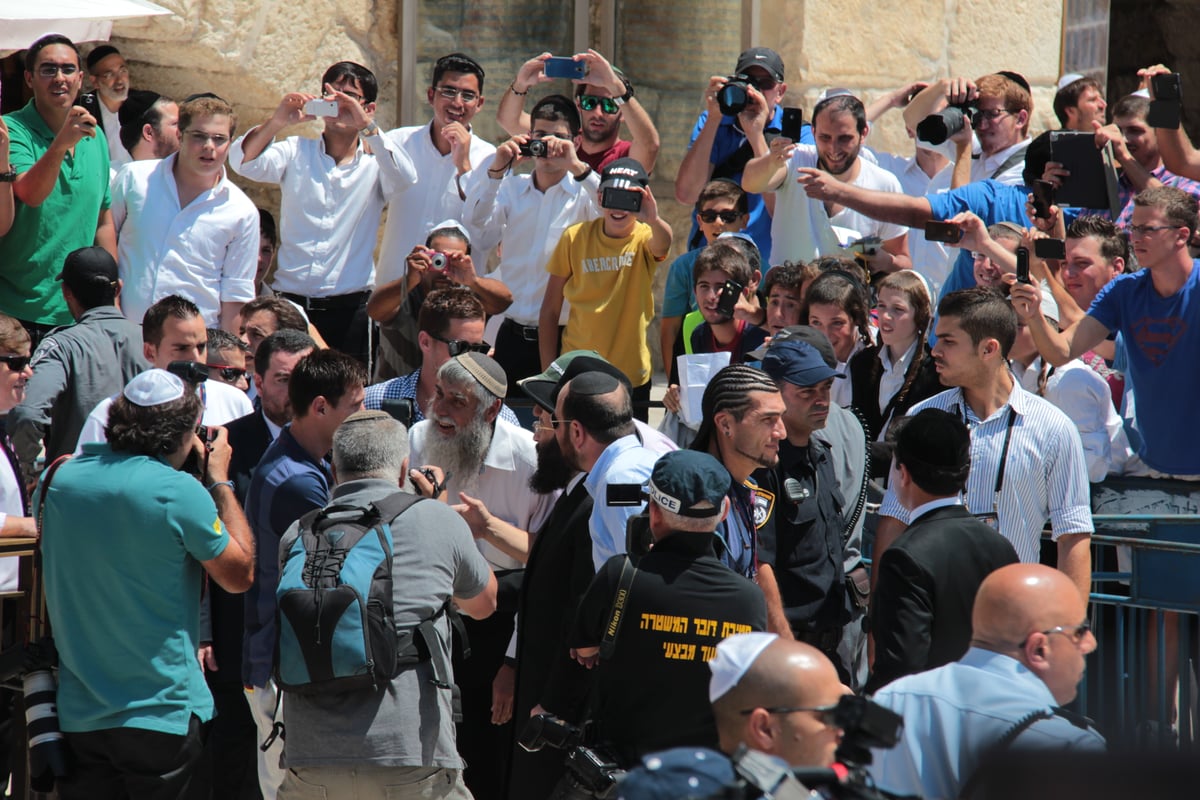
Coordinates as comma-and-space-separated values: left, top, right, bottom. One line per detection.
916, 101, 979, 146
519, 138, 550, 158
717, 75, 754, 117
520, 714, 625, 799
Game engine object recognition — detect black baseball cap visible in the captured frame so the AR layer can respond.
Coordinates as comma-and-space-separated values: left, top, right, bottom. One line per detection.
57, 246, 119, 289
599, 157, 649, 192
735, 47, 784, 82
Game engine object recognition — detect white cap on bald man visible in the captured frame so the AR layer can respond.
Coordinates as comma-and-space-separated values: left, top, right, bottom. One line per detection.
708, 632, 778, 703
123, 369, 186, 407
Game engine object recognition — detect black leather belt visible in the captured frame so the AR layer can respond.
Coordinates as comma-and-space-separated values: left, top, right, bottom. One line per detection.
279, 290, 370, 312
502, 318, 540, 342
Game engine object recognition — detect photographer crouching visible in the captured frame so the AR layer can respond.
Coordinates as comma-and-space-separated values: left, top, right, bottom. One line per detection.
35, 369, 255, 798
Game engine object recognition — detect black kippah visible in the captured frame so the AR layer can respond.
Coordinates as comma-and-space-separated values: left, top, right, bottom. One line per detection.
570, 371, 620, 397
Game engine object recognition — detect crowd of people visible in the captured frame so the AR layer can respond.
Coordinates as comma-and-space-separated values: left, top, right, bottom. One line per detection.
0, 28, 1197, 800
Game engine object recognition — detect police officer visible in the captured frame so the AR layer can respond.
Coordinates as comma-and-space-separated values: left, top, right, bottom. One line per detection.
569, 437, 767, 767
753, 338, 852, 681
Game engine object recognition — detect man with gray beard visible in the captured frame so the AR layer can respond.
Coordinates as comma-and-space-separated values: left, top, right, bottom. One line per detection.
407, 351, 553, 800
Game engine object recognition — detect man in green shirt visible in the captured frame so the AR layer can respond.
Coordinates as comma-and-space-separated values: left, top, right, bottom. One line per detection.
0, 34, 115, 341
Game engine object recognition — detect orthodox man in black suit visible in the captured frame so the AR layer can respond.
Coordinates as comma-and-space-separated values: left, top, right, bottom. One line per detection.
866, 408, 1019, 693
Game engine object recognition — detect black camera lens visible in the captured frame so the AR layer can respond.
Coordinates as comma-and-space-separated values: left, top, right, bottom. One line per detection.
718, 77, 750, 117
915, 105, 967, 146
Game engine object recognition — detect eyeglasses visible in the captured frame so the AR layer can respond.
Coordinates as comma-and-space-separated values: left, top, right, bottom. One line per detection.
431, 333, 490, 357
209, 364, 247, 382
435, 86, 479, 103
549, 417, 573, 429
1129, 224, 1177, 236
578, 95, 620, 115
185, 131, 231, 147
971, 108, 1013, 126
739, 703, 839, 726
97, 65, 129, 82
698, 209, 742, 224
36, 63, 80, 78
325, 89, 364, 103
1022, 620, 1092, 648
0, 355, 31, 372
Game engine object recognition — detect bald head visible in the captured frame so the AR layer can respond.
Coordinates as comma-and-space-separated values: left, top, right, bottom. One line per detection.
971, 563, 1095, 704
712, 639, 849, 767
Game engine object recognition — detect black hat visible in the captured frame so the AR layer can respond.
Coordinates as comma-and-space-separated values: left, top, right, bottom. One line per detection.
520, 351, 631, 413
599, 157, 649, 192
893, 408, 971, 477
57, 246, 118, 290
735, 47, 784, 82
86, 45, 120, 72
118, 91, 163, 130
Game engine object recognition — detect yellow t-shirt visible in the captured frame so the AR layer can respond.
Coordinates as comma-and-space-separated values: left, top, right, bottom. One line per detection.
546, 218, 660, 386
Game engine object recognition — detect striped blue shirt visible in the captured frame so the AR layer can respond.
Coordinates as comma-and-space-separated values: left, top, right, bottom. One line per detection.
363, 368, 521, 426
878, 382, 1092, 563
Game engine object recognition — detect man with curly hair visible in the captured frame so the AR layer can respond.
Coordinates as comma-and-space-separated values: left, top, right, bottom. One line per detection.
37, 368, 255, 798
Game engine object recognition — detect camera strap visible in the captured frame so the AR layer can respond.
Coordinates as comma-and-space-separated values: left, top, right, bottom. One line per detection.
598, 556, 638, 661
34, 454, 73, 539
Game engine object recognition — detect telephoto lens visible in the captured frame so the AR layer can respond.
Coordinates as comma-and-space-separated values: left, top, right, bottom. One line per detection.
24, 669, 67, 791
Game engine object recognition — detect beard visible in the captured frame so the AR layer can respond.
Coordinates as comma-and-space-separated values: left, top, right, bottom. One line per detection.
421, 402, 494, 498
580, 118, 619, 144
529, 436, 574, 493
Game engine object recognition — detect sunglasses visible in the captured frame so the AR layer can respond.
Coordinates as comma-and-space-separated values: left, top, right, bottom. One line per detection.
209, 364, 247, 382
698, 209, 742, 224
0, 355, 31, 372
578, 95, 620, 115
739, 703, 839, 726
1022, 619, 1092, 648
432, 333, 491, 357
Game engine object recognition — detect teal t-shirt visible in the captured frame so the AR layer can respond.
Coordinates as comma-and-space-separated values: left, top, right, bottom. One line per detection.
0, 100, 111, 325
37, 443, 229, 734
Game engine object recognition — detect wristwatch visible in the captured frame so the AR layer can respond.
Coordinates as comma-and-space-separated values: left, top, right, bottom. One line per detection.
360, 120, 380, 137
0, 168, 15, 183
613, 79, 635, 107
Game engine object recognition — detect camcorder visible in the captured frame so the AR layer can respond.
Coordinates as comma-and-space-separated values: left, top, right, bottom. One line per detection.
519, 138, 550, 158
711, 695, 904, 800
718, 75, 754, 117
607, 483, 652, 564
520, 714, 626, 800
916, 101, 979, 146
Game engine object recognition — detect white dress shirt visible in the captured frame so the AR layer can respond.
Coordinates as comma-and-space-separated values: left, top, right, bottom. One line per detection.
228, 133, 388, 296
112, 155, 259, 327
919, 133, 1031, 187
876, 339, 920, 437
375, 123, 496, 285
870, 149, 955, 295
465, 167, 602, 326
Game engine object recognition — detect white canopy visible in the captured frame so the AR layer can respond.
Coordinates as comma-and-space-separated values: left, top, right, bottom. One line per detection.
0, 0, 173, 51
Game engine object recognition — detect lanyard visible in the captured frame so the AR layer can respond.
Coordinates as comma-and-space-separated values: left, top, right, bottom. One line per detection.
957, 403, 1018, 511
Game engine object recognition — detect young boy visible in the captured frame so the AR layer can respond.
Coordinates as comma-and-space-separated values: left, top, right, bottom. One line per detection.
761, 260, 808, 335
662, 240, 767, 419
660, 179, 749, 380
538, 157, 671, 419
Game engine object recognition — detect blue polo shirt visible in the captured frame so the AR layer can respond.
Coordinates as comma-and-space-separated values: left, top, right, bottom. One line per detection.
926, 179, 1030, 302
242, 425, 331, 687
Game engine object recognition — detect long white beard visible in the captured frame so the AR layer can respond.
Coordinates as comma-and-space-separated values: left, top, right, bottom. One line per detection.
420, 410, 493, 499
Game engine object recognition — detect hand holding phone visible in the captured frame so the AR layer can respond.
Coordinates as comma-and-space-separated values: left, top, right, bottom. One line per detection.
1032, 180, 1056, 220
1016, 246, 1031, 284
543, 56, 588, 80
715, 279, 745, 319
923, 220, 964, 244
304, 99, 339, 118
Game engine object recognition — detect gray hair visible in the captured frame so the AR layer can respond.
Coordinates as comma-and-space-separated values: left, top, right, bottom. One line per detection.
332, 414, 410, 484
655, 499, 726, 533
437, 357, 497, 412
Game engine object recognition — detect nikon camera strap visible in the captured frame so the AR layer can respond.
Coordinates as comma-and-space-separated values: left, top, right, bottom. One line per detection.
598, 556, 638, 661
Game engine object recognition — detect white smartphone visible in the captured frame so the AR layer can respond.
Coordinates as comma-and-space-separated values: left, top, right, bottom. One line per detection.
304, 99, 339, 118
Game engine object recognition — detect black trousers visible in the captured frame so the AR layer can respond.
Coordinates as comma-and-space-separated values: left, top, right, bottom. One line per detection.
57, 714, 206, 800
282, 292, 371, 366
493, 321, 560, 429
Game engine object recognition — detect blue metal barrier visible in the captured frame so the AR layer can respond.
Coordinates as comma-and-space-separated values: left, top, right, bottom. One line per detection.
1082, 511, 1200, 751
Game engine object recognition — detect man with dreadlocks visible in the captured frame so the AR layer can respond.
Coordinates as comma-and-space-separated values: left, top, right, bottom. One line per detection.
689, 364, 786, 583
